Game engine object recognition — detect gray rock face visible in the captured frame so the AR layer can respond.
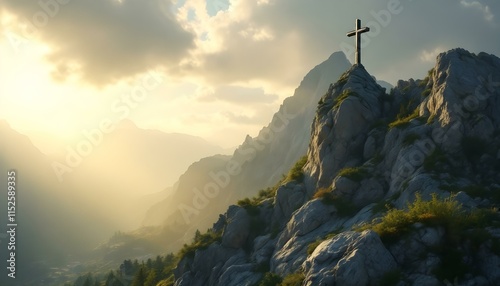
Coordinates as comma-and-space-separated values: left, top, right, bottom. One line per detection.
172, 49, 500, 286
218, 264, 262, 286
272, 182, 307, 228
251, 235, 275, 265
303, 230, 397, 286
425, 49, 500, 152
271, 198, 348, 276
221, 206, 251, 249
279, 200, 337, 245
304, 65, 385, 193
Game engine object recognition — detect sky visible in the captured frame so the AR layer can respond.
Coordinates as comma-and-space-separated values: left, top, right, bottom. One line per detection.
1, 0, 499, 150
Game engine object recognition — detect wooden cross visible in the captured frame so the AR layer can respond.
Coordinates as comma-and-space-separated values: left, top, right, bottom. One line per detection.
346, 19, 370, 65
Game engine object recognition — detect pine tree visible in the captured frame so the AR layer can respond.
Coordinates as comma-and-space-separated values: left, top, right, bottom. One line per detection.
121, 259, 133, 276
105, 271, 116, 286
154, 255, 164, 274
82, 276, 93, 286
146, 258, 153, 269
144, 269, 158, 286
131, 266, 147, 286
194, 229, 201, 242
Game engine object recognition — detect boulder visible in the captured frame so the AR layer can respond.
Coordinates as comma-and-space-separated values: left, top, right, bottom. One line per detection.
272, 182, 306, 228
222, 206, 251, 249
218, 264, 262, 286
303, 230, 397, 286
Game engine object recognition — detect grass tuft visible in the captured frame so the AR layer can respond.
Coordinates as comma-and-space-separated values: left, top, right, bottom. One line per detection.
286, 156, 307, 183
358, 193, 494, 244
280, 272, 305, 286
338, 167, 368, 182
333, 90, 357, 110
389, 107, 420, 129
178, 230, 222, 260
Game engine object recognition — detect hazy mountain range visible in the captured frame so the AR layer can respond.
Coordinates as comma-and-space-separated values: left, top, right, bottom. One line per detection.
0, 119, 228, 285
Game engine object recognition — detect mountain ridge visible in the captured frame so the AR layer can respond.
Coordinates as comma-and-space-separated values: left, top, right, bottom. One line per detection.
165, 48, 500, 286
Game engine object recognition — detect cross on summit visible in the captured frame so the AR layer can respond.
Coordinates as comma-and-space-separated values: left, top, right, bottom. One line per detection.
346, 19, 370, 65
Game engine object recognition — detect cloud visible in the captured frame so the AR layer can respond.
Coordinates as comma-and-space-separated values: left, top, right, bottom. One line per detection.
223, 111, 270, 125
460, 0, 494, 22
197, 85, 279, 104
1, 0, 195, 86
419, 47, 445, 63
2, 0, 500, 90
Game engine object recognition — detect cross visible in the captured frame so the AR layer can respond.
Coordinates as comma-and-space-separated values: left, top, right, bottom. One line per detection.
346, 19, 370, 65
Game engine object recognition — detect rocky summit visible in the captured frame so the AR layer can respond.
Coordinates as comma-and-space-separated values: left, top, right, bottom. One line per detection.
158, 48, 500, 286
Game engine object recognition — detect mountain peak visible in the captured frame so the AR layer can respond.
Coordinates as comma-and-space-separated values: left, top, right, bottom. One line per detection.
326, 51, 349, 63
0, 119, 12, 130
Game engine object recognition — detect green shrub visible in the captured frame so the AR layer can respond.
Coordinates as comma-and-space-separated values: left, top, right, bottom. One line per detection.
427, 68, 434, 78
307, 240, 322, 255
333, 90, 357, 110
286, 156, 308, 182
237, 198, 260, 216
419, 77, 429, 87
313, 187, 334, 204
337, 71, 350, 86
359, 193, 491, 243
258, 273, 282, 286
422, 88, 432, 97
313, 187, 358, 216
178, 230, 222, 260
338, 167, 368, 182
389, 107, 420, 129
237, 175, 286, 212
307, 231, 339, 255
257, 188, 276, 201
280, 272, 305, 286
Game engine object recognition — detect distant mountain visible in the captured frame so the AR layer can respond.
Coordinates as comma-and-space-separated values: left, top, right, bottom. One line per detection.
50, 119, 227, 197
141, 52, 352, 245
0, 120, 227, 285
0, 121, 100, 286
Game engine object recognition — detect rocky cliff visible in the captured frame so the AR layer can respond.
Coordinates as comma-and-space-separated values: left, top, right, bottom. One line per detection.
169, 48, 500, 286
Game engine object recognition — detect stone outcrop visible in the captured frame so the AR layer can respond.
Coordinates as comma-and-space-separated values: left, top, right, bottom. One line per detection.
171, 49, 500, 286
303, 65, 385, 193
303, 230, 397, 286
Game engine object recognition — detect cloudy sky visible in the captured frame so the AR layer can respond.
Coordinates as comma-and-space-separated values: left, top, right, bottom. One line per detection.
1, 0, 499, 150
